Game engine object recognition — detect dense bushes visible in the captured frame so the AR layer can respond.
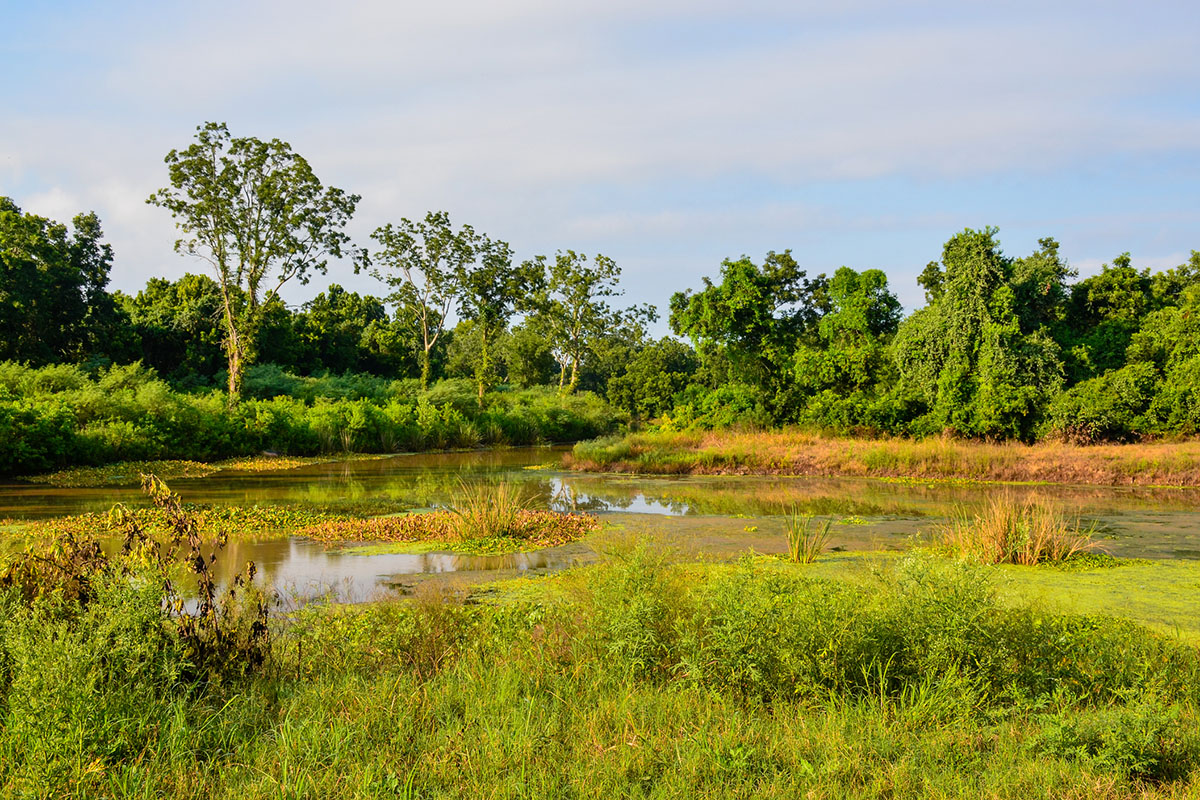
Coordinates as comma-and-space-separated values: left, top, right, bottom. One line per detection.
0, 362, 625, 477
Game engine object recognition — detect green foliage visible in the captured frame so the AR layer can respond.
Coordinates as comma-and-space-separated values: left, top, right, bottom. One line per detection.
3, 545, 1200, 796
893, 228, 1064, 439
0, 362, 624, 477
366, 211, 480, 390
669, 250, 824, 413
1046, 362, 1159, 442
148, 121, 359, 401
605, 336, 698, 419
0, 196, 129, 365
1038, 697, 1200, 782
527, 249, 631, 394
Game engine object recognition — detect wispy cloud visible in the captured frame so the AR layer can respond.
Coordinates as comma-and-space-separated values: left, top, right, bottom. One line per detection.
2, 0, 1198, 321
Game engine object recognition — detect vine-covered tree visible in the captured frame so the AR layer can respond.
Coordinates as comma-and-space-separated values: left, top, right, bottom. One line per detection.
893, 228, 1063, 439
148, 122, 359, 402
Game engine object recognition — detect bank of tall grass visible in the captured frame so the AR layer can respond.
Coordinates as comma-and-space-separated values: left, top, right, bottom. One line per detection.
0, 362, 624, 477
2, 530, 1200, 797
569, 429, 1200, 486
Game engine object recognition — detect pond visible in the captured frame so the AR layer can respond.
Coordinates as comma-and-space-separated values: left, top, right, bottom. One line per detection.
2, 447, 1198, 603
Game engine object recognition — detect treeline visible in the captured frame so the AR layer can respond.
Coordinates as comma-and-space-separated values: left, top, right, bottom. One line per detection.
667, 230, 1200, 442
4, 196, 1200, 451
3, 121, 1199, 457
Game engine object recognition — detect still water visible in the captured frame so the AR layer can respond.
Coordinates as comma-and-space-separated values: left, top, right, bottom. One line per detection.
2, 447, 1198, 603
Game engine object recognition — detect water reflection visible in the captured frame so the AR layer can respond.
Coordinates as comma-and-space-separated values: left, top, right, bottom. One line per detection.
3, 447, 1200, 603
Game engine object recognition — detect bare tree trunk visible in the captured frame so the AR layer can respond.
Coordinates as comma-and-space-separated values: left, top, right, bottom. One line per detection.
476, 327, 489, 409
221, 300, 244, 406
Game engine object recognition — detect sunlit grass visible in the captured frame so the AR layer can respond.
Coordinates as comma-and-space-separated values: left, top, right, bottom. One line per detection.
938, 495, 1098, 565
570, 429, 1200, 486
783, 509, 832, 563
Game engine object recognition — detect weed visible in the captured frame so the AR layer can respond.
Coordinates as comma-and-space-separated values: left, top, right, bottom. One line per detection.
784, 508, 832, 563
447, 480, 532, 540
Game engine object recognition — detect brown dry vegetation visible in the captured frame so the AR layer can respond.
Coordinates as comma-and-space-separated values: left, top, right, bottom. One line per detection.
568, 430, 1200, 486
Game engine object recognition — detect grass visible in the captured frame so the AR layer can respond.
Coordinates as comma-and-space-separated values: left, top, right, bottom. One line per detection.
447, 480, 533, 540
20, 453, 398, 488
937, 496, 1098, 565
568, 429, 1200, 486
4, 546, 1200, 797
784, 509, 832, 563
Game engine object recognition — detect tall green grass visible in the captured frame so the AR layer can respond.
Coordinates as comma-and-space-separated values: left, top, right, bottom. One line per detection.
783, 509, 833, 563
2, 530, 1199, 797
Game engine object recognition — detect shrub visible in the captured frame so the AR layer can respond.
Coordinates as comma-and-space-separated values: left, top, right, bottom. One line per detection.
1045, 362, 1159, 443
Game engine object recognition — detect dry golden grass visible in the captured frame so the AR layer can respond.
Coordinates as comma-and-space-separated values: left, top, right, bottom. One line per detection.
937, 495, 1098, 565
568, 429, 1200, 486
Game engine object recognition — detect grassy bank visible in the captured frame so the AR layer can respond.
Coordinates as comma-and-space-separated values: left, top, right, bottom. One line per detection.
0, 362, 624, 478
568, 429, 1200, 486
3, 543, 1200, 798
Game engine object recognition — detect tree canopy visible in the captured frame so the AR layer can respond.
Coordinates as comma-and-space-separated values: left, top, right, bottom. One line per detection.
148, 121, 359, 402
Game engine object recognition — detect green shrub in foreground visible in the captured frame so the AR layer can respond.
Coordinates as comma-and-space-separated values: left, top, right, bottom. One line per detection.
3, 548, 1200, 796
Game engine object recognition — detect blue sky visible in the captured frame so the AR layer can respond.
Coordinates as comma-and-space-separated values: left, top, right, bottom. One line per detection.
3, 0, 1199, 329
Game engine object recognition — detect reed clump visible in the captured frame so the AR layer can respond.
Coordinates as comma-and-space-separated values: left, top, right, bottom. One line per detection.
783, 509, 832, 564
938, 495, 1098, 565
448, 480, 533, 540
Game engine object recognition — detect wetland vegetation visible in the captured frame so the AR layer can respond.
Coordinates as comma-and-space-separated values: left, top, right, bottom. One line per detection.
4, 124, 1200, 797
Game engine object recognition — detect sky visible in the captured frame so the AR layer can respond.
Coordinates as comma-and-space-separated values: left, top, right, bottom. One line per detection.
3, 0, 1199, 331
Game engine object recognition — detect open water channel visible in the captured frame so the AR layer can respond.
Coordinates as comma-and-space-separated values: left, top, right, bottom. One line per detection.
2, 447, 1198, 603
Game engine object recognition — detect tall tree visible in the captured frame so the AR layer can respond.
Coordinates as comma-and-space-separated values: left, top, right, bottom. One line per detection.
366, 212, 477, 390
457, 237, 542, 405
892, 228, 1063, 439
148, 122, 359, 403
528, 250, 624, 394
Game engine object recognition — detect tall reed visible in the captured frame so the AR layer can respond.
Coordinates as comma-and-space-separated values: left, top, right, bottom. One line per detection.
938, 495, 1097, 565
447, 480, 533, 540
784, 509, 832, 564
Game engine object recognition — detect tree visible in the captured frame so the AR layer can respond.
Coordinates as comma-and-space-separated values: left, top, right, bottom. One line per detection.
892, 228, 1063, 439
793, 267, 900, 395
292, 284, 389, 373
148, 122, 359, 403
669, 250, 826, 417
366, 212, 477, 390
528, 251, 624, 394
118, 273, 226, 379
606, 337, 698, 419
0, 197, 127, 364
456, 236, 540, 405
